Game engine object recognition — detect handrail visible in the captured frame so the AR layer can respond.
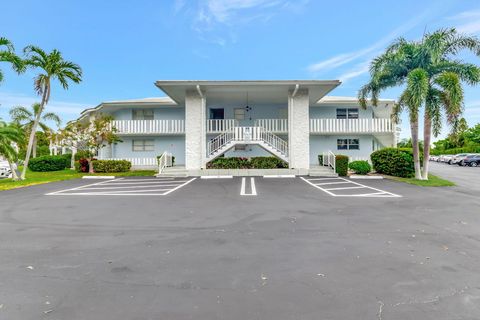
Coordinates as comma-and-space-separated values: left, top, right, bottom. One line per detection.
322, 150, 336, 171
158, 151, 173, 173
111, 120, 185, 134
254, 119, 288, 132
206, 119, 238, 133
310, 118, 393, 133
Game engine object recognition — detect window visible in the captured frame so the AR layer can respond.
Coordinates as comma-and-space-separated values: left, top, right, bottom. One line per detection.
132, 140, 154, 152
337, 138, 360, 150
336, 108, 358, 119
132, 109, 154, 120
234, 108, 245, 121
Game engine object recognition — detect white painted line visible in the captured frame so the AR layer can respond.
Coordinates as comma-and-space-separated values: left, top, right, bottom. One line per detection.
82, 176, 115, 179
336, 178, 401, 197
163, 178, 196, 195
79, 184, 184, 190
96, 180, 188, 185
240, 177, 257, 196
68, 188, 176, 194
46, 178, 126, 195
301, 177, 401, 198
315, 181, 351, 186
324, 186, 366, 191
350, 175, 383, 180
301, 177, 336, 196
306, 177, 342, 181
200, 175, 233, 179
263, 175, 295, 178
50, 192, 167, 196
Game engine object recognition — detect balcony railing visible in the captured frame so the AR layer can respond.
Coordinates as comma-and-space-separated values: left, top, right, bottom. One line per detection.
310, 118, 393, 134
111, 120, 185, 135
254, 119, 288, 133
207, 119, 238, 133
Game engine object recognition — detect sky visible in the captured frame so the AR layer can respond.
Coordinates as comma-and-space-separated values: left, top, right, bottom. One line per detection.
0, 0, 480, 140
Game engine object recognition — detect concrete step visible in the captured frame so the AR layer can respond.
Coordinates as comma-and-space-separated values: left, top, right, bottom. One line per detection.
309, 166, 338, 177
156, 166, 189, 178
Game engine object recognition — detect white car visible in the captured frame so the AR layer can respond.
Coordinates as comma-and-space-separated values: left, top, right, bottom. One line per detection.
0, 161, 12, 178
429, 155, 439, 161
451, 153, 472, 165
441, 155, 454, 164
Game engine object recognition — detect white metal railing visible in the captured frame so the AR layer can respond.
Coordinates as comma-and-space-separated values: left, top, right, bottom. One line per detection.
310, 118, 393, 133
207, 119, 238, 133
207, 126, 288, 158
103, 157, 158, 166
111, 120, 185, 135
254, 119, 288, 133
158, 151, 173, 174
322, 151, 336, 171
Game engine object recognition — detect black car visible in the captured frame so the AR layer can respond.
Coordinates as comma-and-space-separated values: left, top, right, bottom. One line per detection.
461, 154, 480, 167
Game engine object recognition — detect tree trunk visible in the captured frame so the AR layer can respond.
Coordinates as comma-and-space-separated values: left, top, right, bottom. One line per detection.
32, 134, 37, 158
422, 113, 432, 180
87, 158, 94, 174
21, 89, 48, 180
8, 160, 19, 181
410, 117, 423, 180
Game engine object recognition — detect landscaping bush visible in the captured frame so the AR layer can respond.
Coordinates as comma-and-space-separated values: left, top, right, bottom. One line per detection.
92, 160, 131, 173
250, 157, 287, 169
430, 145, 480, 155
318, 154, 323, 165
75, 159, 90, 172
28, 155, 70, 172
335, 155, 349, 176
371, 148, 414, 178
206, 157, 288, 169
348, 160, 371, 175
74, 150, 93, 161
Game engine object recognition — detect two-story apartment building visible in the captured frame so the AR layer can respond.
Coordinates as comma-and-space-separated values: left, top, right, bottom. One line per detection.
75, 80, 397, 175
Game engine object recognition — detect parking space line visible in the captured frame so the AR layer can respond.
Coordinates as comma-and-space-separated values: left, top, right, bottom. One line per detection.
78, 184, 184, 190
46, 178, 126, 195
163, 178, 196, 195
301, 177, 401, 198
240, 177, 257, 196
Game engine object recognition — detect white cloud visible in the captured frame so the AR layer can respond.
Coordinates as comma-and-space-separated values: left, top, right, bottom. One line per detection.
307, 9, 433, 80
0, 91, 91, 128
449, 9, 480, 35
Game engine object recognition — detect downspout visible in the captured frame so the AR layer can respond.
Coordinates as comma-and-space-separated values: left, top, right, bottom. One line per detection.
196, 85, 206, 169
288, 84, 300, 168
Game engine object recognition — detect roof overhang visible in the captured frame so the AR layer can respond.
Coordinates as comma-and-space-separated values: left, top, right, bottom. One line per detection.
155, 80, 341, 105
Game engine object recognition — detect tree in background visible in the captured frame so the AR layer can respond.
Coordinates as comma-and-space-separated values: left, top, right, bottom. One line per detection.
0, 120, 24, 181
20, 46, 82, 180
9, 103, 61, 158
0, 37, 24, 84
360, 28, 480, 180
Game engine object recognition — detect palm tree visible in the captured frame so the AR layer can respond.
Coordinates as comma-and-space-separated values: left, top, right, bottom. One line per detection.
0, 120, 24, 181
359, 28, 480, 180
20, 46, 82, 179
0, 37, 24, 84
10, 103, 61, 158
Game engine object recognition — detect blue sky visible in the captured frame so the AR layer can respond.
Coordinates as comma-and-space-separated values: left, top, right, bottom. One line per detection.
0, 0, 479, 140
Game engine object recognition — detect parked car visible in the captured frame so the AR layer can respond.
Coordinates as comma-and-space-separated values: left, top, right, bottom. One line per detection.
452, 153, 473, 165
429, 155, 440, 161
460, 154, 480, 167
441, 154, 454, 164
0, 161, 12, 178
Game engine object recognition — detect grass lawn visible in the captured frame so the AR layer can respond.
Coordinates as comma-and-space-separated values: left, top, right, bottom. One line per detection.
0, 168, 156, 191
387, 174, 455, 187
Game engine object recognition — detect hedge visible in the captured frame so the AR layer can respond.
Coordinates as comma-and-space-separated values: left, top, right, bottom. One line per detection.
28, 155, 70, 172
91, 160, 131, 172
74, 150, 93, 161
370, 148, 414, 177
430, 145, 480, 156
348, 160, 371, 175
335, 155, 349, 176
206, 157, 288, 169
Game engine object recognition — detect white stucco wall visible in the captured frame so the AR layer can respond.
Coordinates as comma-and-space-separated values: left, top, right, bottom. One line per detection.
309, 135, 378, 164
111, 136, 186, 164
288, 89, 310, 169
185, 90, 205, 170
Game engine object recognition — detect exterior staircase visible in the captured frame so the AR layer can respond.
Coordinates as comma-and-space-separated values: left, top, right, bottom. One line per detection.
206, 126, 288, 163
156, 166, 189, 177
308, 165, 338, 177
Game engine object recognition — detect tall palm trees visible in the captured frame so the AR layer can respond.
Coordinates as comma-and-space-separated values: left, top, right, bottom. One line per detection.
10, 103, 61, 158
20, 46, 82, 180
0, 120, 23, 181
0, 37, 24, 83
359, 28, 480, 180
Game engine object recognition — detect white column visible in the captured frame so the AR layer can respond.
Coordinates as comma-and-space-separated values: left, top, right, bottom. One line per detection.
288, 88, 310, 170
185, 90, 205, 170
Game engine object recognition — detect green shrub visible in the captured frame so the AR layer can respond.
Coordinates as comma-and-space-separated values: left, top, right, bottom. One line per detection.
91, 160, 131, 173
430, 145, 480, 155
206, 157, 288, 169
250, 157, 287, 169
74, 150, 93, 161
335, 155, 349, 176
371, 148, 414, 177
397, 147, 424, 164
348, 160, 371, 175
318, 155, 323, 165
28, 155, 70, 172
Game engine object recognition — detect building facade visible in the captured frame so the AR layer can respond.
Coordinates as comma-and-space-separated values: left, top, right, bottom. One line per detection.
76, 80, 398, 174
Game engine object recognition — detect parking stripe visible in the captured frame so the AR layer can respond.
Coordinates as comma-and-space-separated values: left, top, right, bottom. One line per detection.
301, 177, 401, 198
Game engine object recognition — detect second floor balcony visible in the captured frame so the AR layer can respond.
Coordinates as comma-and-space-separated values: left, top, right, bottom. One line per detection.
207, 119, 288, 134
111, 120, 185, 135
310, 118, 394, 134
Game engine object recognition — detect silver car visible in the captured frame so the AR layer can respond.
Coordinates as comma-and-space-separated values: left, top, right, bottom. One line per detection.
451, 153, 472, 165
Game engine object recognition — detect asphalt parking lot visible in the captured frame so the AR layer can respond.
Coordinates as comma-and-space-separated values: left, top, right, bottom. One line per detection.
429, 161, 480, 192
1, 176, 480, 319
